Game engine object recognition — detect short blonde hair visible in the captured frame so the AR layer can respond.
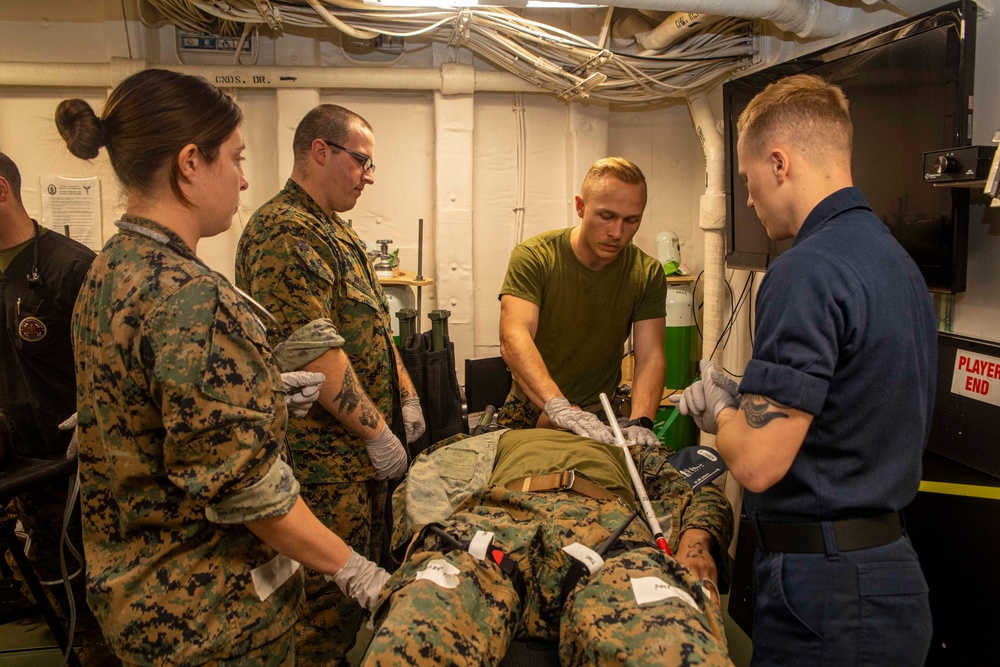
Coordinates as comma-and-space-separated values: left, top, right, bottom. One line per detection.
581, 157, 646, 199
737, 74, 852, 161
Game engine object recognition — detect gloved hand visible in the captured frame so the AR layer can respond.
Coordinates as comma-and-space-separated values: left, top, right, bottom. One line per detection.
616, 418, 660, 447
58, 412, 78, 459
401, 397, 426, 444
327, 548, 391, 614
364, 425, 408, 480
543, 397, 615, 444
281, 371, 326, 417
669, 360, 740, 434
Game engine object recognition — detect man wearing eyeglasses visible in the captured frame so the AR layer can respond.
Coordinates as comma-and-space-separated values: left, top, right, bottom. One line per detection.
236, 104, 424, 666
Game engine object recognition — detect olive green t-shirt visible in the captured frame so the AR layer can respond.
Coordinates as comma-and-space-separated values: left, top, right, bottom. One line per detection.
489, 429, 636, 508
500, 228, 667, 408
0, 231, 39, 273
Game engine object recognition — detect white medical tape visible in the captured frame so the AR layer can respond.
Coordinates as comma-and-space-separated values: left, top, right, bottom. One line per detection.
630, 576, 701, 612
251, 554, 300, 602
561, 542, 604, 575
415, 558, 462, 589
468, 530, 495, 561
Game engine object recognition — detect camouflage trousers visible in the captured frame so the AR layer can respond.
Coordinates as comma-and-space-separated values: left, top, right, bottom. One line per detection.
495, 392, 541, 430
364, 486, 731, 666
297, 480, 387, 667
199, 627, 296, 667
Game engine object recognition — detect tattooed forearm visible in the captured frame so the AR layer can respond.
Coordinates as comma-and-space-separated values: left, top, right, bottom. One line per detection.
334, 366, 382, 430
399, 385, 411, 400
359, 400, 380, 430
741, 394, 790, 428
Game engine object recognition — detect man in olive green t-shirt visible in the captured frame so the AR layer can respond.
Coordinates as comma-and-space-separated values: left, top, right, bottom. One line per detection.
498, 157, 667, 445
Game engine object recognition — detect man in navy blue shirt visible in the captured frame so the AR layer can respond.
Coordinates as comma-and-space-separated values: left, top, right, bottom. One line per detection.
677, 74, 937, 665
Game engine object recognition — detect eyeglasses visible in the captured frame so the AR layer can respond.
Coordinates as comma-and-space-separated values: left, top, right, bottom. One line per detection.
323, 140, 376, 174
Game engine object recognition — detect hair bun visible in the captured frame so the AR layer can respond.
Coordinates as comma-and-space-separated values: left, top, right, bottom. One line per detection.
54, 98, 104, 160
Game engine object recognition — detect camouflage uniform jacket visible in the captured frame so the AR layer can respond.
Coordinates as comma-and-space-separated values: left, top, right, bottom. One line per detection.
73, 215, 303, 665
236, 179, 399, 484
392, 431, 733, 564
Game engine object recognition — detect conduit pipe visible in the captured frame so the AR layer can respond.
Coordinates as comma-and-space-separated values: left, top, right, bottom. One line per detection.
636, 12, 727, 52
687, 92, 727, 368
687, 90, 727, 457
570, 0, 855, 39
0, 57, 538, 94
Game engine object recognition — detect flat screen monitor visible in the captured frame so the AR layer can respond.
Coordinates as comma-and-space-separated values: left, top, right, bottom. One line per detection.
722, 1, 976, 293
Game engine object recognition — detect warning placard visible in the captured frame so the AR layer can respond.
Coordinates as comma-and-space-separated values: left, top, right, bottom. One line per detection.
950, 349, 1000, 409
39, 176, 102, 251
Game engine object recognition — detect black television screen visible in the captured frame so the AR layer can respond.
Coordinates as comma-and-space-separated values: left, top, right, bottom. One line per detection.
723, 1, 976, 293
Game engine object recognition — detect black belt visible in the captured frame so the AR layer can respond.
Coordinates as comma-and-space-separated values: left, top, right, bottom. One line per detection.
755, 512, 903, 554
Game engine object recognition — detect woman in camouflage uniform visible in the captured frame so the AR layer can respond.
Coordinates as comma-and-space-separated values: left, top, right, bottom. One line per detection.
55, 69, 387, 666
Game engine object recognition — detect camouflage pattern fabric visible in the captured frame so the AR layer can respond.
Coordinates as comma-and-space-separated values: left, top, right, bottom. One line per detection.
72, 214, 303, 665
495, 391, 541, 430
369, 433, 733, 665
236, 179, 400, 485
236, 179, 401, 663
297, 480, 387, 666
201, 627, 296, 667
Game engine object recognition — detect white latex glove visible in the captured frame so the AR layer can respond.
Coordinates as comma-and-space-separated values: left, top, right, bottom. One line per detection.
669, 360, 740, 434
281, 371, 326, 417
364, 424, 408, 480
543, 397, 616, 444
401, 396, 426, 444
58, 413, 78, 459
623, 424, 660, 447
327, 548, 391, 614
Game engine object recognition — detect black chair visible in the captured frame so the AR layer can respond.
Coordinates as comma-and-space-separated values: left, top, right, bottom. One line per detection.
463, 356, 513, 421
0, 455, 81, 666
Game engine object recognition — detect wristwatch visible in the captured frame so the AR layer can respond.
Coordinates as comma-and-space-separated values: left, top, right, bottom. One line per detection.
627, 416, 655, 430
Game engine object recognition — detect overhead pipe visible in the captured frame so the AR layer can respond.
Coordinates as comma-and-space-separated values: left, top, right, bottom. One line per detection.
0, 57, 538, 94
635, 12, 727, 52
569, 0, 856, 39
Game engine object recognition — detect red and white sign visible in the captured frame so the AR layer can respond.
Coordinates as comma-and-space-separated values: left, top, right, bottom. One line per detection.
951, 349, 1000, 408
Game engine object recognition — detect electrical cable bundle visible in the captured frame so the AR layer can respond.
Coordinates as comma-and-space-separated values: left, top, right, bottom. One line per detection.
143, 0, 757, 104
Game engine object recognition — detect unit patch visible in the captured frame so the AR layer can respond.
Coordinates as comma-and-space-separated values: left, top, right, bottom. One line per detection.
18, 316, 47, 341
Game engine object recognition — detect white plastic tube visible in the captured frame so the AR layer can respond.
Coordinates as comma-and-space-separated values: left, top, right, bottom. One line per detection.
600, 393, 672, 556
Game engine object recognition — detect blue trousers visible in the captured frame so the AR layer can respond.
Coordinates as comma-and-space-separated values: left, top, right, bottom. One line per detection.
750, 535, 931, 666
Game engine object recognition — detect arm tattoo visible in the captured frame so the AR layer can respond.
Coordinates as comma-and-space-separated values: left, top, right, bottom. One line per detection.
399, 385, 411, 400
741, 394, 790, 429
334, 367, 381, 429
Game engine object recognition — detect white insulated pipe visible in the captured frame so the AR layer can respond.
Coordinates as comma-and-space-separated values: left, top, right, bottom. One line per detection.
687, 92, 727, 368
0, 57, 538, 94
569, 0, 855, 39
636, 12, 727, 52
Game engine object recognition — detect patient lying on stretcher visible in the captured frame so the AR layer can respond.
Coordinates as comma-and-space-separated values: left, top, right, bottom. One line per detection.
363, 428, 735, 667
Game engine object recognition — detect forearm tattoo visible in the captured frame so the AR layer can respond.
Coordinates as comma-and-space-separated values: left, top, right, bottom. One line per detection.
741, 394, 790, 428
400, 384, 412, 400
683, 541, 708, 560
335, 367, 381, 429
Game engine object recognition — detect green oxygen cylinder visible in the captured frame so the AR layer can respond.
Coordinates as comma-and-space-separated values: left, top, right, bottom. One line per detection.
659, 283, 699, 450
655, 231, 698, 450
